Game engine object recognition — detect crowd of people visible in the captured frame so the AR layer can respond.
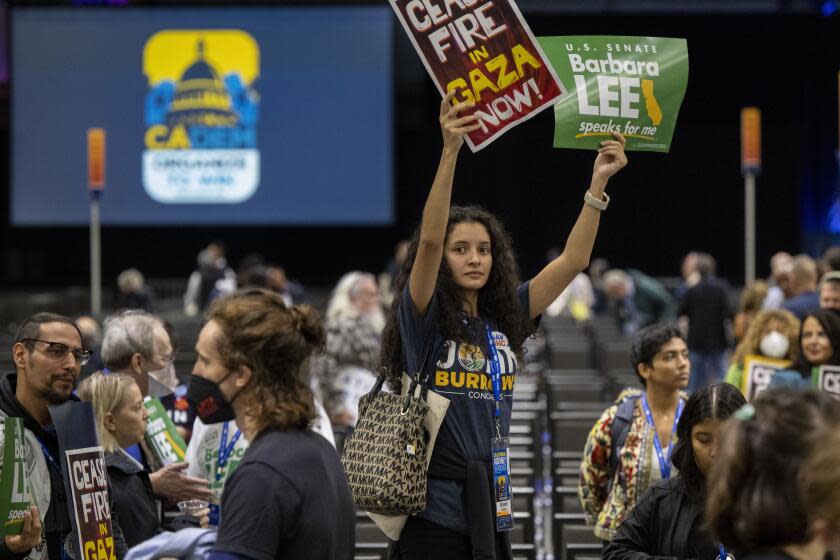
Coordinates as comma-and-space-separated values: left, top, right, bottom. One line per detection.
2, 94, 840, 560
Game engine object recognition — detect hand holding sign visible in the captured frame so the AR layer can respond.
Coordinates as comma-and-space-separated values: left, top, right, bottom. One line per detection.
592, 132, 628, 183
3, 506, 42, 554
440, 92, 480, 154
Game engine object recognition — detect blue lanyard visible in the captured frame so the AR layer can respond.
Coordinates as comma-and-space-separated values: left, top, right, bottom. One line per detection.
36, 436, 61, 473
215, 422, 241, 482
640, 394, 684, 479
719, 545, 728, 560
484, 323, 504, 438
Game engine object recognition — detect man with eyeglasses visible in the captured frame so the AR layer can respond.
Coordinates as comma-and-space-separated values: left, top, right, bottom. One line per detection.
0, 312, 127, 560
100, 310, 211, 504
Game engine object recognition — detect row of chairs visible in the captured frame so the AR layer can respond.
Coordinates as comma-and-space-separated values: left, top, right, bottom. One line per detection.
545, 380, 604, 560
542, 316, 642, 560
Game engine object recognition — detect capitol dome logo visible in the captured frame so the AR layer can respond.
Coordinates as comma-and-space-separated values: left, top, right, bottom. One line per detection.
142, 30, 260, 204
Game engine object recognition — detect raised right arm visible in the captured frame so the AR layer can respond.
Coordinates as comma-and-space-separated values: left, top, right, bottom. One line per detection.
408, 92, 478, 315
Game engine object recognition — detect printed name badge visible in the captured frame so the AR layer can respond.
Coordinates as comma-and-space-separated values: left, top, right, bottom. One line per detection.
492, 437, 513, 532
62, 533, 77, 560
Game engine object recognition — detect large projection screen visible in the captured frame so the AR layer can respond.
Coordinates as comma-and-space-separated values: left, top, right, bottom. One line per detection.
11, 7, 393, 225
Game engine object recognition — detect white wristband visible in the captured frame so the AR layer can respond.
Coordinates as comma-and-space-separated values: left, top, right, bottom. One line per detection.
584, 191, 610, 211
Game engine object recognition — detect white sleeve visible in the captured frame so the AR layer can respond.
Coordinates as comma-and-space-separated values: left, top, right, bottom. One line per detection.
311, 399, 336, 448
185, 417, 209, 478
183, 271, 202, 315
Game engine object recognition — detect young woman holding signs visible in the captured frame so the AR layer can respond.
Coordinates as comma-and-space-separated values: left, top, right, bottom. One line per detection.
381, 92, 627, 559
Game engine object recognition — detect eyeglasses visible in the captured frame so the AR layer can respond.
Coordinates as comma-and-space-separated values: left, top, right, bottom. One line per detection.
22, 339, 92, 366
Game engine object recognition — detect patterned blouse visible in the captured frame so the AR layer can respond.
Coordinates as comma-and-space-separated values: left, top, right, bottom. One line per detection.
309, 313, 382, 418
578, 389, 685, 541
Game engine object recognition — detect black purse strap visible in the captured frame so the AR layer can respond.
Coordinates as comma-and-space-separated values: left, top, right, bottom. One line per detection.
371, 367, 388, 395
367, 338, 437, 413
406, 338, 436, 405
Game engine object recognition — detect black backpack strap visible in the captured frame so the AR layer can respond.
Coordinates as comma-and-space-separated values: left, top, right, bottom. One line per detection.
607, 394, 640, 495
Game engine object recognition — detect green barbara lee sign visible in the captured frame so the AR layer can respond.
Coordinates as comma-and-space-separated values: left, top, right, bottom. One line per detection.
143, 397, 187, 466
537, 36, 689, 152
0, 418, 30, 537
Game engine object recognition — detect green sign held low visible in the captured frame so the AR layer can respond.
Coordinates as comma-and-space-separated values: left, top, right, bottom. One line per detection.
143, 397, 187, 466
538, 36, 689, 152
0, 418, 31, 537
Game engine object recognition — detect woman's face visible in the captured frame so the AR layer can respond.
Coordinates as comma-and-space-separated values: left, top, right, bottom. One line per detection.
444, 222, 493, 293
760, 318, 786, 339
691, 418, 723, 476
802, 316, 833, 365
351, 277, 381, 315
109, 382, 148, 449
756, 317, 792, 359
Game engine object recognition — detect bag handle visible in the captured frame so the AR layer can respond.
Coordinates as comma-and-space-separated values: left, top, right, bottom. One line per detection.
365, 339, 437, 414
371, 367, 388, 395
401, 339, 437, 413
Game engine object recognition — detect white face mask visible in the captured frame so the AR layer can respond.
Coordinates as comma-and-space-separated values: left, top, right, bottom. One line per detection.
149, 362, 178, 390
759, 331, 790, 359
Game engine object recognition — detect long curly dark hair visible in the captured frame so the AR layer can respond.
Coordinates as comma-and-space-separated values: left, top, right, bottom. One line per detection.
379, 205, 532, 391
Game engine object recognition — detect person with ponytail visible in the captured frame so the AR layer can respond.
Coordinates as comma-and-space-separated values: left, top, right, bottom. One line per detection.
186, 288, 355, 560
603, 383, 746, 560
706, 389, 840, 560
381, 92, 627, 559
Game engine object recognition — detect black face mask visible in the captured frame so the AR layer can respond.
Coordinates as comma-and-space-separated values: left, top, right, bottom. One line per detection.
186, 372, 238, 424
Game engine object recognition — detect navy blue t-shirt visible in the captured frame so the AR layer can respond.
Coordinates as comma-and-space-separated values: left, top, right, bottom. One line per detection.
214, 428, 355, 560
398, 282, 535, 533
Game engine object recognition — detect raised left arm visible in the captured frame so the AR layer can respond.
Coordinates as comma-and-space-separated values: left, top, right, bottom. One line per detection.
529, 133, 627, 319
